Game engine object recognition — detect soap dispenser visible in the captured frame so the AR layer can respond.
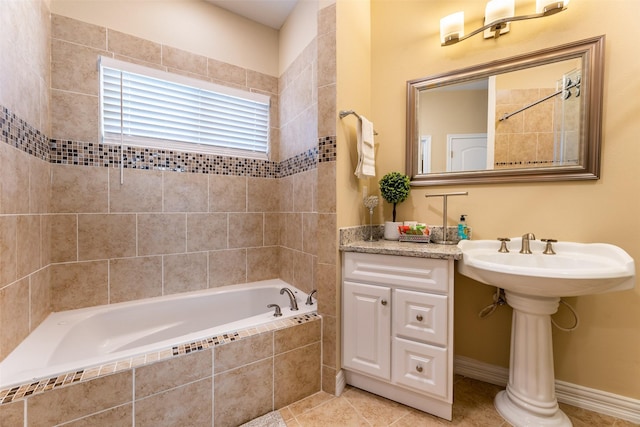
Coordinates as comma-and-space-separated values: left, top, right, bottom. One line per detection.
457, 215, 469, 240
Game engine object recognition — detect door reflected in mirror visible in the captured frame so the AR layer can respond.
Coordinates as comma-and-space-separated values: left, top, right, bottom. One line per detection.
407, 36, 604, 186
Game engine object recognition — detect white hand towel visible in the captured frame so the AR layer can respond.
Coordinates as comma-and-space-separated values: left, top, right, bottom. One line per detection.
355, 116, 376, 178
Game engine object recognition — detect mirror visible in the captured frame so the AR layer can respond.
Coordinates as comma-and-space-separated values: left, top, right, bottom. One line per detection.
406, 35, 604, 186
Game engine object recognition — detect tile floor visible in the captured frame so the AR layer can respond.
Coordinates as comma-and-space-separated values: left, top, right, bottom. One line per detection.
279, 376, 638, 426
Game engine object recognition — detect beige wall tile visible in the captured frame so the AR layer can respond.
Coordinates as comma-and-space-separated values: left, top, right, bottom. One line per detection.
137, 213, 186, 256
247, 246, 280, 282
135, 378, 212, 427
78, 214, 136, 261
264, 213, 281, 246
316, 213, 336, 264
318, 83, 336, 137
0, 215, 17, 287
281, 212, 302, 251
214, 332, 273, 373
17, 214, 41, 277
51, 14, 107, 50
50, 261, 108, 311
316, 262, 337, 317
228, 213, 263, 248
317, 162, 335, 214
187, 213, 227, 252
109, 256, 162, 303
0, 400, 24, 426
162, 45, 207, 76
274, 319, 321, 354
50, 90, 99, 142
214, 359, 273, 427
107, 29, 161, 64
321, 314, 337, 368
278, 247, 294, 285
209, 175, 246, 212
317, 30, 336, 88
208, 249, 246, 287
274, 342, 321, 408
30, 266, 51, 331
135, 350, 212, 399
247, 70, 278, 94
279, 175, 294, 212
247, 177, 280, 212
293, 169, 316, 213
163, 172, 208, 213
292, 251, 314, 294
321, 365, 337, 395
0, 278, 30, 360
48, 214, 77, 263
62, 404, 132, 427
207, 58, 246, 86
51, 38, 106, 95
50, 165, 108, 213
0, 144, 30, 214
163, 252, 208, 295
27, 372, 132, 427
29, 155, 51, 214
319, 3, 336, 36
302, 213, 318, 255
109, 168, 163, 213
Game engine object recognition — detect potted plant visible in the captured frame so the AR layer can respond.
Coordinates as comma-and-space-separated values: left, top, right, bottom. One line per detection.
379, 171, 411, 240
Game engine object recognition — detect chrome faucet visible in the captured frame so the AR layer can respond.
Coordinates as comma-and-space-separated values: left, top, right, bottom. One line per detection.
306, 289, 317, 305
280, 287, 299, 311
520, 233, 536, 254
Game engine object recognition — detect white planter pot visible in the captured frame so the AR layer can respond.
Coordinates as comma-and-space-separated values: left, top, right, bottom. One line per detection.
384, 221, 402, 240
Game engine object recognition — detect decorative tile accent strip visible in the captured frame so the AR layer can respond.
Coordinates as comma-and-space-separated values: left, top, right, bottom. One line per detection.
319, 136, 336, 163
0, 313, 320, 405
0, 106, 50, 161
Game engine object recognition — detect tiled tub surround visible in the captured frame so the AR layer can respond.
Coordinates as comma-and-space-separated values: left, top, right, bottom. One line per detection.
0, 279, 315, 389
0, 313, 321, 427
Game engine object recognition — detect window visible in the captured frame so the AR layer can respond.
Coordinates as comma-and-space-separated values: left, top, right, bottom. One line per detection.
99, 57, 270, 159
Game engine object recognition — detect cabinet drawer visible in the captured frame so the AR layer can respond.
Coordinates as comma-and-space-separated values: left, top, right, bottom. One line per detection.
392, 337, 448, 399
343, 252, 450, 293
393, 289, 448, 346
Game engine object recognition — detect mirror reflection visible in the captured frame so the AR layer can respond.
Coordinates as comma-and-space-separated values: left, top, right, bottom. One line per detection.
406, 36, 604, 185
418, 59, 582, 174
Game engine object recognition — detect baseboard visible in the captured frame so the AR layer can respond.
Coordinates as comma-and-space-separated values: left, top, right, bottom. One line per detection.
454, 355, 640, 424
336, 369, 346, 396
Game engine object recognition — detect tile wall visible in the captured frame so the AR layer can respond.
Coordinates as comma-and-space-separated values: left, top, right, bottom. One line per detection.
494, 88, 558, 168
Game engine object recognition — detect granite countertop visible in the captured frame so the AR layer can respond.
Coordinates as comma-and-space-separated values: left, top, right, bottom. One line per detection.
339, 226, 463, 260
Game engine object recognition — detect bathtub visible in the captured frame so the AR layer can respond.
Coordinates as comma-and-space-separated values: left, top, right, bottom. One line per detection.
0, 279, 316, 391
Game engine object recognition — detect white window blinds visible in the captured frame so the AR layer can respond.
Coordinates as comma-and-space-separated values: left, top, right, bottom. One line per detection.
99, 57, 270, 159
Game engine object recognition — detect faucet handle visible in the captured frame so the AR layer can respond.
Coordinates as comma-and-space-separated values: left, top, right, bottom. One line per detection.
541, 238, 557, 255
497, 237, 510, 253
267, 304, 282, 317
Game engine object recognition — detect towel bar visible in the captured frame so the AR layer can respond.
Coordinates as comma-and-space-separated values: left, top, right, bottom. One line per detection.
339, 110, 379, 135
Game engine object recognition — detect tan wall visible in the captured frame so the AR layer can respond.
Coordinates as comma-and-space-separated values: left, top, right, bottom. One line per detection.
363, 0, 640, 399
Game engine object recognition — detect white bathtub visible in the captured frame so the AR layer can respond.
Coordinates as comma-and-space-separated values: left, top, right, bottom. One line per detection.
0, 279, 315, 390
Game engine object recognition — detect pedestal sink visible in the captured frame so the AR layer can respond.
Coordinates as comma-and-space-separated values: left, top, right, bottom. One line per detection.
457, 237, 635, 427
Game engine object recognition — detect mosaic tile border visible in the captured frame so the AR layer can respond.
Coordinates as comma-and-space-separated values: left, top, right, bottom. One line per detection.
0, 106, 50, 161
0, 313, 320, 405
1, 105, 337, 179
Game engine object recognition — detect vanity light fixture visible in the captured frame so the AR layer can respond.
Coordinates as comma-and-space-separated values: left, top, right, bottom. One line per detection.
440, 0, 570, 46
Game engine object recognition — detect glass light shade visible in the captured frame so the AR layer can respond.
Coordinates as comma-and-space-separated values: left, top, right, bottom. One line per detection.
484, 0, 515, 38
440, 11, 464, 44
536, 0, 569, 14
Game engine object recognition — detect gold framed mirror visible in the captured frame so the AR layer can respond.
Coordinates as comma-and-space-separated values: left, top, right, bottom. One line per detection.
406, 35, 605, 186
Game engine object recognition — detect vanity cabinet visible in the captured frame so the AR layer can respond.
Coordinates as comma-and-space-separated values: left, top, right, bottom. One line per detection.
342, 252, 454, 420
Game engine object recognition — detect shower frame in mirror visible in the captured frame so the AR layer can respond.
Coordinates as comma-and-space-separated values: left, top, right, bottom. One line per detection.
406, 35, 605, 186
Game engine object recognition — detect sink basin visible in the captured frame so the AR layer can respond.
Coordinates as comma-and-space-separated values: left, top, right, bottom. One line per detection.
457, 238, 635, 297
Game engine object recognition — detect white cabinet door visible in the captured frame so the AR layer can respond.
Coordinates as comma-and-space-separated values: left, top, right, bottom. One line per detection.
343, 280, 391, 380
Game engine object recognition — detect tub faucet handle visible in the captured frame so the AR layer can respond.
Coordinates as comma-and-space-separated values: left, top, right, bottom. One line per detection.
280, 287, 299, 311
267, 304, 282, 317
497, 237, 510, 253
306, 289, 317, 306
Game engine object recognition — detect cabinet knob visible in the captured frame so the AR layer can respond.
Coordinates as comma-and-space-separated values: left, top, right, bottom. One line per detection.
416, 365, 423, 373
416, 314, 423, 322
381, 299, 388, 306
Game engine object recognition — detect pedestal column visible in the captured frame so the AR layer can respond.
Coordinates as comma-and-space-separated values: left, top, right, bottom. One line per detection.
494, 291, 571, 427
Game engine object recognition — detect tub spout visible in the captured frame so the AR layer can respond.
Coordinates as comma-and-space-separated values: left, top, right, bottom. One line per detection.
306, 289, 317, 306
280, 288, 299, 311
267, 304, 282, 317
